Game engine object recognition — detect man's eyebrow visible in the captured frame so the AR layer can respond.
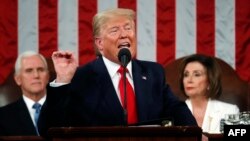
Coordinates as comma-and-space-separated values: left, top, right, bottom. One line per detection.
106, 26, 118, 32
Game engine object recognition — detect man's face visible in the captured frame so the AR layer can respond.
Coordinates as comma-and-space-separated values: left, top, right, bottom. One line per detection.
95, 16, 137, 64
14, 55, 49, 97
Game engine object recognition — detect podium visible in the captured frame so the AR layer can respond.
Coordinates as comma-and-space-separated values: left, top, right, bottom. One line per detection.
0, 136, 44, 141
203, 133, 223, 141
48, 126, 202, 141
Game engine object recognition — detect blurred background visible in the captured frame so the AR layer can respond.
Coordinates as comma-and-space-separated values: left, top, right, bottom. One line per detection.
0, 0, 249, 85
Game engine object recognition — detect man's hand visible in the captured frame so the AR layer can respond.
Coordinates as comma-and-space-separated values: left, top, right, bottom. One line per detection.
51, 51, 78, 83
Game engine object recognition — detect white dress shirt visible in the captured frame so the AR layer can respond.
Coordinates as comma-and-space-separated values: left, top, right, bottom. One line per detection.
23, 95, 46, 126
102, 56, 134, 104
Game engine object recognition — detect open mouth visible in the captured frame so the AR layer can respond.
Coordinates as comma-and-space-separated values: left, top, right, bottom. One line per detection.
118, 42, 130, 49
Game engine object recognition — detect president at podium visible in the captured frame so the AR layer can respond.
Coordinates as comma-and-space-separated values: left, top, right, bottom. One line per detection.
41, 8, 197, 136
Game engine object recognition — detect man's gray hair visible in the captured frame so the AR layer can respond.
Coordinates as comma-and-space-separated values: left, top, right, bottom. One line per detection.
14, 51, 48, 75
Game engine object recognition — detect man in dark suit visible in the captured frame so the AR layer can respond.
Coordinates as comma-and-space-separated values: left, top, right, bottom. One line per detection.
0, 51, 49, 136
46, 8, 197, 129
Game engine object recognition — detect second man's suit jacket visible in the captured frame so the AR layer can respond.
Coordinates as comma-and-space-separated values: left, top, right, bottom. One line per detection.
46, 57, 197, 129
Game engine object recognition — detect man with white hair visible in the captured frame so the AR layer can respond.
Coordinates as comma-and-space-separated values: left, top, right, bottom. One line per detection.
0, 51, 49, 136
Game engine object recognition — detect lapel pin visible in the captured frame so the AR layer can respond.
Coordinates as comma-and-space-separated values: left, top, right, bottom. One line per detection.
142, 76, 147, 80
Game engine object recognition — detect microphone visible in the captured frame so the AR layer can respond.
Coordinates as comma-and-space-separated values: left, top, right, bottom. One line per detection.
118, 48, 131, 67
118, 48, 131, 125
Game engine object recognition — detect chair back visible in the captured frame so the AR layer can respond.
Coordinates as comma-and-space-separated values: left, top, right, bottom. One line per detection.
164, 57, 250, 111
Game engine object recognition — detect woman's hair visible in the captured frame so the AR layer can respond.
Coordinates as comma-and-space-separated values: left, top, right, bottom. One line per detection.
92, 8, 135, 56
179, 54, 222, 99
14, 50, 48, 75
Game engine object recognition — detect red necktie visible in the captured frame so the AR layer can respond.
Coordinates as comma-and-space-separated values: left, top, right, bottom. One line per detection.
118, 66, 138, 124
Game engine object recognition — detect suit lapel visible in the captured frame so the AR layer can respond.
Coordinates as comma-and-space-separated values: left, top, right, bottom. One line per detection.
205, 100, 221, 132
17, 98, 37, 135
93, 57, 125, 122
92, 58, 152, 123
132, 60, 150, 122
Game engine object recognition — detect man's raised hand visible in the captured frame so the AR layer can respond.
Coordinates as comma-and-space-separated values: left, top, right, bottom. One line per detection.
51, 51, 78, 83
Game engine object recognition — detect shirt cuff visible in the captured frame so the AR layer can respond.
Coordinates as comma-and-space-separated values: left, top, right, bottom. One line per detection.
49, 80, 69, 87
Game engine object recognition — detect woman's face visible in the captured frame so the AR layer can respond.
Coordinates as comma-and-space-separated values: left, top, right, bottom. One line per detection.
183, 61, 209, 98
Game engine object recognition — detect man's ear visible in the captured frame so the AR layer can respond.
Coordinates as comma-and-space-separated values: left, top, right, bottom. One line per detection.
14, 75, 21, 86
95, 37, 103, 52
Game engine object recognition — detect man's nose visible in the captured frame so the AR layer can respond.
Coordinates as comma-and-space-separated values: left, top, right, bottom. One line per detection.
33, 70, 39, 77
120, 29, 128, 38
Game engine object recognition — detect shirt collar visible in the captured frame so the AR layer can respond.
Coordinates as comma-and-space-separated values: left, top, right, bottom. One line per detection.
23, 94, 46, 109
102, 56, 132, 78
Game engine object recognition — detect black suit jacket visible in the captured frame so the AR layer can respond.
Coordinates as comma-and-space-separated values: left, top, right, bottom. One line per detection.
46, 57, 197, 128
0, 97, 46, 136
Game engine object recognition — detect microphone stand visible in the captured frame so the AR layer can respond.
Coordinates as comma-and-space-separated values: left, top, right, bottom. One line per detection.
122, 65, 128, 125
118, 48, 131, 126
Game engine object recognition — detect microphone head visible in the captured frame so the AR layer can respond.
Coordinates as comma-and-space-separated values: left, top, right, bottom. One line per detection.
118, 48, 131, 67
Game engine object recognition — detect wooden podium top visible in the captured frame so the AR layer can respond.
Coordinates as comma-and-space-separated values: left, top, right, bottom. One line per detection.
203, 132, 223, 141
48, 126, 202, 141
0, 126, 202, 141
0, 136, 44, 141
